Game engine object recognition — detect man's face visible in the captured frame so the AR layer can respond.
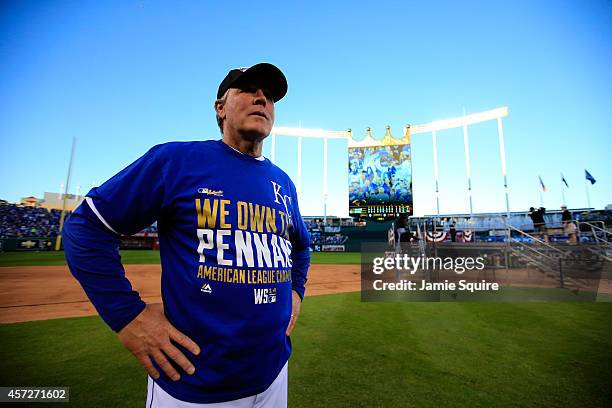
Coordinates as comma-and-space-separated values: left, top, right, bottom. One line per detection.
216, 80, 275, 140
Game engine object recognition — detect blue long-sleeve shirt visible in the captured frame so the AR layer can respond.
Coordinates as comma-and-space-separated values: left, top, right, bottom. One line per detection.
63, 140, 310, 403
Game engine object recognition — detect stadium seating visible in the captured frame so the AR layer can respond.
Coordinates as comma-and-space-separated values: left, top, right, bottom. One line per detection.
0, 204, 63, 239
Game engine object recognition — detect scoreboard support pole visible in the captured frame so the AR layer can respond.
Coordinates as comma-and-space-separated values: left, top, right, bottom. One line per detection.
269, 126, 352, 220
463, 120, 474, 217
497, 116, 511, 219
270, 106, 509, 220
411, 106, 510, 218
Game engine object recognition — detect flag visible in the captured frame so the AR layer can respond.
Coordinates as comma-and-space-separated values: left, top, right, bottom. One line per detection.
539, 176, 547, 192
561, 173, 569, 188
585, 169, 596, 185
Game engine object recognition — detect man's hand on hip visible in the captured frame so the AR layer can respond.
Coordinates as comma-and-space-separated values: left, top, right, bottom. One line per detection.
118, 303, 200, 381
285, 290, 302, 336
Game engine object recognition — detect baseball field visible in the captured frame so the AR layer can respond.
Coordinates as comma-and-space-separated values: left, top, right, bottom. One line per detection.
0, 250, 611, 407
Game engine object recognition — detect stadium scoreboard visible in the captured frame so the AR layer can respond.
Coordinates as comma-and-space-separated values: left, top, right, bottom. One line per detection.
350, 204, 412, 220
347, 127, 413, 221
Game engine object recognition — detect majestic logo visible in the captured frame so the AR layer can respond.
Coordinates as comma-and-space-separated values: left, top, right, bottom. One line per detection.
197, 188, 223, 196
254, 288, 277, 304
200, 283, 213, 293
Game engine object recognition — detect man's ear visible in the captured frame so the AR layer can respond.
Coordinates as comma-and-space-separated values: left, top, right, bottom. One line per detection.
214, 100, 226, 120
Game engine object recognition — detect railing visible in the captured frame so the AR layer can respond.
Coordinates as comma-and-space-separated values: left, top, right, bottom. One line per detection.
504, 221, 572, 287
578, 221, 611, 243
576, 221, 612, 262
388, 218, 606, 291
505, 222, 568, 254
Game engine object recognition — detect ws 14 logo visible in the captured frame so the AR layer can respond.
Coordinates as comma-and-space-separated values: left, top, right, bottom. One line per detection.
254, 288, 277, 304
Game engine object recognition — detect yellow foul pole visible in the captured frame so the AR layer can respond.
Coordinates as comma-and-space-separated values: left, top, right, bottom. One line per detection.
55, 137, 76, 251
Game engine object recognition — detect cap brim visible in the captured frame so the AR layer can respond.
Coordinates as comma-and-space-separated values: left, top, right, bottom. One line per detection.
233, 63, 288, 102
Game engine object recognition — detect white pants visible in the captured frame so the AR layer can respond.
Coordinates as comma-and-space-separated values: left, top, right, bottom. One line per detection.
145, 362, 288, 408
396, 228, 406, 251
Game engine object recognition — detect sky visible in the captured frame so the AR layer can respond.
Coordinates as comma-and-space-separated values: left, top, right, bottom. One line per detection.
1, 0, 611, 217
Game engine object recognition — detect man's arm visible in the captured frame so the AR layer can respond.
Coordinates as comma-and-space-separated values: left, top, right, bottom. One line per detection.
285, 245, 309, 336
63, 145, 200, 381
63, 201, 200, 381
289, 245, 310, 302
63, 203, 145, 332
285, 183, 311, 336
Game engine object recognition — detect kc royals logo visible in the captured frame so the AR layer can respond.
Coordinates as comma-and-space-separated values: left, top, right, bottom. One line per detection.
270, 181, 292, 218
271, 181, 293, 238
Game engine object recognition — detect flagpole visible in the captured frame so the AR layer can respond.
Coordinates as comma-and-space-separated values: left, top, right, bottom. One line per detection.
538, 176, 544, 207
560, 173, 566, 206
432, 130, 440, 219
539, 188, 544, 207
585, 178, 591, 209
561, 187, 566, 207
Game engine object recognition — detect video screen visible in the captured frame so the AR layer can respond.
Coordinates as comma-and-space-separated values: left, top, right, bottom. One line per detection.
348, 144, 413, 218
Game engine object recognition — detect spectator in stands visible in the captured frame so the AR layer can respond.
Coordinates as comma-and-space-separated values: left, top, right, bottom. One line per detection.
449, 222, 457, 242
395, 213, 410, 245
0, 203, 157, 240
561, 205, 577, 244
561, 205, 571, 224
0, 204, 63, 239
528, 206, 548, 242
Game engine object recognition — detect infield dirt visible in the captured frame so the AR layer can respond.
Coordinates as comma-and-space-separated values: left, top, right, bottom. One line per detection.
0, 264, 360, 324
2, 264, 609, 323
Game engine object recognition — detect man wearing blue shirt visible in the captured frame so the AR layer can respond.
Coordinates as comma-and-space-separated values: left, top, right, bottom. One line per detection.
63, 63, 311, 407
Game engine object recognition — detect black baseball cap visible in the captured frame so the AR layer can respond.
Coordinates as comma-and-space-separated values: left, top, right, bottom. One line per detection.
217, 63, 288, 102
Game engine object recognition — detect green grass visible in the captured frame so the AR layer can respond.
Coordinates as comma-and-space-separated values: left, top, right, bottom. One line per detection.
0, 250, 160, 267
1, 293, 610, 407
310, 251, 360, 264
0, 250, 360, 267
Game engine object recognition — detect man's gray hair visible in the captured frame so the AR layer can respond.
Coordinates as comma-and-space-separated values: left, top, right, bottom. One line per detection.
215, 90, 229, 134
